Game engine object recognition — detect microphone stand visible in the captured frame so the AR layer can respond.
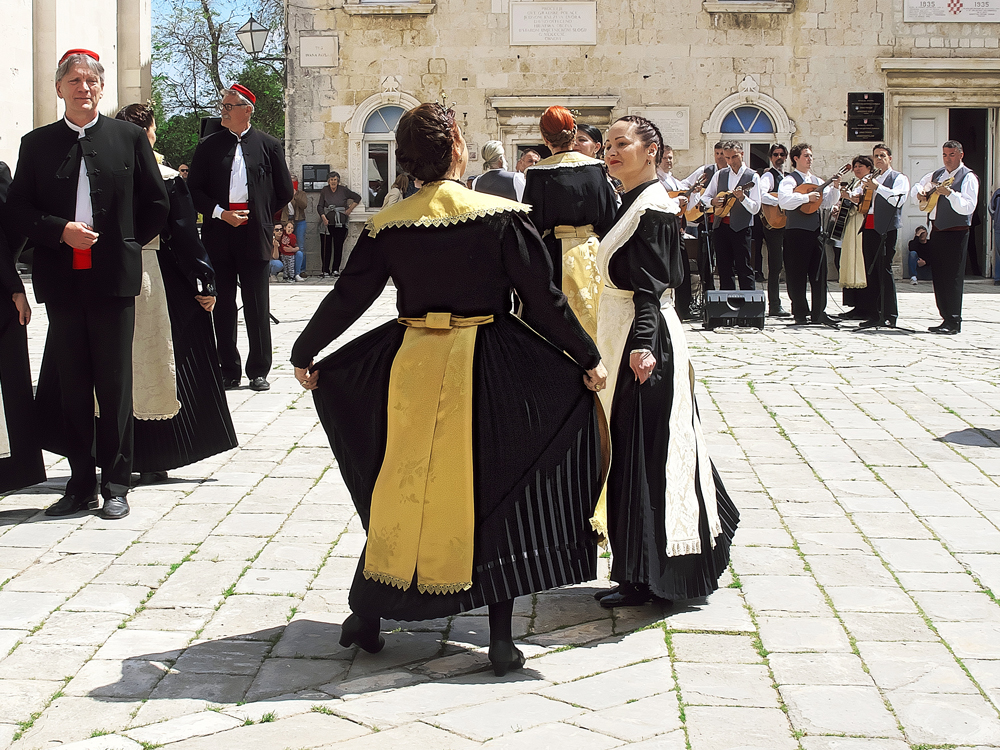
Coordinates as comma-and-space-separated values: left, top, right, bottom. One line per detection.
854, 193, 912, 334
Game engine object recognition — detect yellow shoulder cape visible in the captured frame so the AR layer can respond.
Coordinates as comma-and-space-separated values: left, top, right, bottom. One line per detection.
365, 180, 530, 238
530, 151, 604, 170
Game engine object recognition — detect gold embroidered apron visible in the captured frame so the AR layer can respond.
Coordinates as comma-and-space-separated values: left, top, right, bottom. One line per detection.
553, 224, 603, 340
839, 210, 867, 289
364, 312, 494, 594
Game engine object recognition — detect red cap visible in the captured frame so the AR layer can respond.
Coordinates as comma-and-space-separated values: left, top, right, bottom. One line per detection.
60, 49, 100, 65
229, 83, 256, 104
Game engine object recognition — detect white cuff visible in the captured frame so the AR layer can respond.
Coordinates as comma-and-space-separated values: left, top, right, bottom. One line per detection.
212, 205, 224, 220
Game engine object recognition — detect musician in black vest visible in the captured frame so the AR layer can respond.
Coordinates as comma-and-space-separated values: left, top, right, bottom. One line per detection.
758, 144, 790, 316
188, 84, 294, 389
702, 141, 761, 291
7, 50, 168, 519
910, 140, 979, 334
851, 144, 910, 329
682, 142, 727, 292
472, 140, 524, 201
658, 146, 695, 320
777, 143, 841, 327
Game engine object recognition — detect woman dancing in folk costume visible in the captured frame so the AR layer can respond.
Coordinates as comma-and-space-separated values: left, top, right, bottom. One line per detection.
291, 103, 609, 677
594, 115, 739, 609
523, 106, 618, 340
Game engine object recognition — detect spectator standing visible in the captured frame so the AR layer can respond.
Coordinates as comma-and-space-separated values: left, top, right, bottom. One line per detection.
279, 220, 299, 281
285, 176, 308, 276
317, 172, 361, 277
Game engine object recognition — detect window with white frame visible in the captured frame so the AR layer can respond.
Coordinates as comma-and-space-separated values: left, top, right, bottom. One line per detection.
362, 105, 405, 210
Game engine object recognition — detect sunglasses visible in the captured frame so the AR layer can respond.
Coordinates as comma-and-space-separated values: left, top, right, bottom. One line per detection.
771, 152, 786, 157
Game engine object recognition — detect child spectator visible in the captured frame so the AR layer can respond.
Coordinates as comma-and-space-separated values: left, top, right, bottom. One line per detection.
279, 220, 299, 282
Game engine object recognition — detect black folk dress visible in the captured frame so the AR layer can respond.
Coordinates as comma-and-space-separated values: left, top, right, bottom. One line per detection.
0, 162, 46, 494
132, 170, 238, 472
597, 179, 738, 601
291, 180, 604, 622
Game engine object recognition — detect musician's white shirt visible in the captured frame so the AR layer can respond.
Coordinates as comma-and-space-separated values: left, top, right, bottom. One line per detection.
848, 171, 911, 215
909, 163, 979, 220
759, 170, 785, 207
657, 170, 682, 192
777, 169, 839, 211
701, 164, 761, 215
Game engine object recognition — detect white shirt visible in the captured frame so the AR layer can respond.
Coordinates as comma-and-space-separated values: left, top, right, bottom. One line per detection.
657, 170, 682, 192
64, 114, 100, 228
849, 170, 910, 215
777, 169, 839, 211
909, 163, 979, 220
679, 163, 719, 191
758, 169, 785, 207
701, 164, 761, 217
213, 126, 252, 220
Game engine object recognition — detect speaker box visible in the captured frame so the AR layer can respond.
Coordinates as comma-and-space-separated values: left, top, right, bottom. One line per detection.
703, 290, 766, 331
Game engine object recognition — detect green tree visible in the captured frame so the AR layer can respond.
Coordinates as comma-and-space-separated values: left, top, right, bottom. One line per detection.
235, 60, 284, 140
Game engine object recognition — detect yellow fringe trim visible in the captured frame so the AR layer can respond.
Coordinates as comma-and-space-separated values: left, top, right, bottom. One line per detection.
417, 581, 474, 595
363, 569, 412, 591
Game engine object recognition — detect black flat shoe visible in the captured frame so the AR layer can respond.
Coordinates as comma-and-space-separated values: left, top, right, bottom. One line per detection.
488, 640, 526, 677
929, 322, 960, 334
768, 308, 790, 318
791, 317, 809, 325
339, 613, 384, 653
139, 471, 168, 485
812, 315, 840, 329
599, 582, 653, 609
223, 377, 240, 390
45, 493, 99, 517
593, 586, 619, 601
249, 377, 270, 391
837, 308, 866, 320
100, 496, 130, 520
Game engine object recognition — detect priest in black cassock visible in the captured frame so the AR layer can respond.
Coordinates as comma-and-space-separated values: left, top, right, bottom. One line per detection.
7, 49, 168, 520
188, 84, 294, 391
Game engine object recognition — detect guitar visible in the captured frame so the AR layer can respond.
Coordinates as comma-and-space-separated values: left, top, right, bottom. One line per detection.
855, 168, 883, 216
713, 175, 757, 222
667, 171, 711, 222
829, 177, 860, 242
794, 163, 852, 215
918, 176, 955, 213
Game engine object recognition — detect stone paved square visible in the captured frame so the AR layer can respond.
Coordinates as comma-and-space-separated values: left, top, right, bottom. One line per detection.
2, 282, 1000, 748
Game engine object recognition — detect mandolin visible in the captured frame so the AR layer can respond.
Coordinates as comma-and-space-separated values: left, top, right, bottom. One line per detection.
794, 163, 852, 215
918, 176, 955, 213
713, 175, 757, 222
855, 168, 883, 216
667, 171, 711, 222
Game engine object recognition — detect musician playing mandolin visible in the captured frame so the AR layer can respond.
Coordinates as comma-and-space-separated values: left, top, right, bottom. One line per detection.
701, 141, 761, 291
759, 144, 790, 317
777, 143, 842, 327
909, 140, 979, 335
848, 144, 909, 329
681, 142, 728, 292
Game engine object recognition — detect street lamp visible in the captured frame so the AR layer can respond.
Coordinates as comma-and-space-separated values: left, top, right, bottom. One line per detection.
236, 16, 270, 56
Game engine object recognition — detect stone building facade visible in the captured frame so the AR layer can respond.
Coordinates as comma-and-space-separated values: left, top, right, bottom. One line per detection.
284, 0, 1000, 272
1, 0, 151, 168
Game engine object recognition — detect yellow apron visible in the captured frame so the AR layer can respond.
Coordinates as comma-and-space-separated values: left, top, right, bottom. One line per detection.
553, 224, 603, 340
364, 313, 493, 595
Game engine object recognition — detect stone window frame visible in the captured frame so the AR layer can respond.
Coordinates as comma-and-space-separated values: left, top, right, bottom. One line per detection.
345, 90, 422, 219
702, 1, 794, 12
702, 79, 795, 164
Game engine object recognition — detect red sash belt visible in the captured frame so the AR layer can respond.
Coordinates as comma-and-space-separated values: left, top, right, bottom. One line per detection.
72, 247, 92, 270
721, 216, 731, 225
229, 202, 249, 210
864, 214, 875, 230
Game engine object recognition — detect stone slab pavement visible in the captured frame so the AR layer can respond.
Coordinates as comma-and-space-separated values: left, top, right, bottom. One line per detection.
1, 276, 999, 749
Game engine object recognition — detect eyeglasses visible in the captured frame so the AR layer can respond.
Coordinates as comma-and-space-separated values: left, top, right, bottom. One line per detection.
219, 102, 251, 112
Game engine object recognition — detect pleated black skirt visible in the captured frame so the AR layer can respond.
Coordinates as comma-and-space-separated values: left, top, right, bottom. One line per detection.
0, 305, 46, 494
312, 313, 602, 621
607, 317, 739, 601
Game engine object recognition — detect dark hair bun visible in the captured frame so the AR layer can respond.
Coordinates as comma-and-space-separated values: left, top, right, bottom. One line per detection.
395, 103, 459, 184
540, 106, 576, 149
115, 102, 155, 130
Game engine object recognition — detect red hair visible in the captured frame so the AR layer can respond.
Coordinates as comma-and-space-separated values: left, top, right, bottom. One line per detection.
539, 106, 576, 149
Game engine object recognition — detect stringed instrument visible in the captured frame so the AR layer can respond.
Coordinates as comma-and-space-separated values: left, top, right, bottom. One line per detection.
918, 176, 955, 213
794, 163, 852, 215
855, 168, 883, 215
667, 171, 711, 223
713, 175, 757, 221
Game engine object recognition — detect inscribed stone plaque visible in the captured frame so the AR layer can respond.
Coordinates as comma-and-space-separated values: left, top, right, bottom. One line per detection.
628, 107, 690, 151
510, 3, 598, 46
300, 36, 339, 68
904, 0, 1000, 22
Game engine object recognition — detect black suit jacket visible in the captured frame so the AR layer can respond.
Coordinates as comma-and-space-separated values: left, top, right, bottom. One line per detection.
7, 116, 168, 302
188, 126, 294, 262
0, 162, 26, 296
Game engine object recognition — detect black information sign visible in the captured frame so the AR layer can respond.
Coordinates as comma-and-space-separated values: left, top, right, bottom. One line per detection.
847, 93, 885, 142
302, 164, 330, 192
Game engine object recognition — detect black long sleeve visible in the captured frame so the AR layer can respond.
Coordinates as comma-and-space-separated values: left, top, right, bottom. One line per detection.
0, 163, 26, 296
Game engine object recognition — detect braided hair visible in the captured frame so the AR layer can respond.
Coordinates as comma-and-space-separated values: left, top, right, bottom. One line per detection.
613, 114, 664, 166
395, 103, 461, 183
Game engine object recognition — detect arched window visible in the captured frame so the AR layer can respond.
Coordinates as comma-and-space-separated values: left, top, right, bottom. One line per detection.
362, 105, 406, 209
721, 106, 775, 134
364, 105, 405, 134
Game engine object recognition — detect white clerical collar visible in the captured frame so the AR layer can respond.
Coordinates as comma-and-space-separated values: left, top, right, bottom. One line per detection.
64, 114, 99, 136
233, 126, 252, 141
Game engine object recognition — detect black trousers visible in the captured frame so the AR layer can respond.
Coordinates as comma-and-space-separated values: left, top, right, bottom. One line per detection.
861, 228, 898, 322
762, 225, 785, 311
929, 228, 969, 327
784, 228, 828, 321
45, 287, 135, 498
321, 227, 349, 274
697, 218, 715, 292
208, 223, 272, 381
713, 223, 755, 291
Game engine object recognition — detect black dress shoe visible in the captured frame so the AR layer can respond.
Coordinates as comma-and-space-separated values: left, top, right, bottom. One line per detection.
488, 640, 526, 677
223, 377, 240, 390
599, 582, 653, 609
930, 324, 960, 335
45, 493, 99, 517
858, 318, 897, 330
139, 471, 168, 485
768, 308, 791, 318
339, 613, 384, 653
593, 586, 619, 601
249, 377, 270, 391
100, 496, 130, 520
812, 314, 840, 329
836, 308, 866, 320
791, 317, 809, 325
